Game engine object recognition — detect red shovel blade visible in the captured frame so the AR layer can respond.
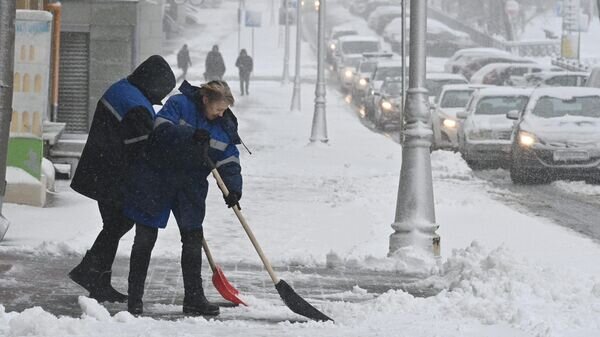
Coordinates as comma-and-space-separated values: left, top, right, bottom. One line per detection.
212, 266, 247, 306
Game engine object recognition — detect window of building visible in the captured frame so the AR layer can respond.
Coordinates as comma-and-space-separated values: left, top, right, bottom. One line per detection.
14, 72, 21, 92
20, 45, 27, 61
34, 74, 42, 93
22, 111, 31, 133
29, 45, 35, 61
22, 73, 31, 92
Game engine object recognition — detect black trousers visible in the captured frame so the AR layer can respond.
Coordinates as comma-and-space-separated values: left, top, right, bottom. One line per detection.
88, 201, 135, 271
128, 224, 204, 302
239, 73, 250, 95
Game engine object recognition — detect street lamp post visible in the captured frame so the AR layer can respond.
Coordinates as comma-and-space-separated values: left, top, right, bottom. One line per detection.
310, 0, 328, 142
389, 0, 439, 256
290, 0, 302, 111
0, 0, 16, 241
282, 0, 291, 83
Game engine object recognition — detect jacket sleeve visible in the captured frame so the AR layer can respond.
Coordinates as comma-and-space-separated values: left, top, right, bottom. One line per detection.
120, 106, 154, 161
215, 145, 242, 197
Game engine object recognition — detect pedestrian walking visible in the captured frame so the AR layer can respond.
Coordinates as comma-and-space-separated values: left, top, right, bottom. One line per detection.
235, 49, 253, 96
122, 80, 243, 316
204, 45, 226, 81
68, 55, 176, 303
177, 44, 192, 81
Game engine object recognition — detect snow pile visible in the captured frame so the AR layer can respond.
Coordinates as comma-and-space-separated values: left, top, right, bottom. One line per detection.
552, 180, 600, 196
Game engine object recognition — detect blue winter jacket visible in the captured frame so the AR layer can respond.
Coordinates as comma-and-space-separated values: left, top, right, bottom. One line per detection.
123, 81, 243, 230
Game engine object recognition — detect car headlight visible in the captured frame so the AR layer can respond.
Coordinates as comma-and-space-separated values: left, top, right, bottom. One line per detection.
314, 0, 320, 10
359, 78, 368, 86
344, 69, 353, 78
330, 43, 336, 50
442, 119, 457, 129
381, 100, 393, 111
518, 131, 536, 147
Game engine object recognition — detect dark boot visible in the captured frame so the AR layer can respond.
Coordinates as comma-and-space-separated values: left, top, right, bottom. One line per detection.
127, 224, 158, 316
183, 286, 220, 316
68, 250, 102, 293
89, 271, 127, 303
181, 229, 219, 316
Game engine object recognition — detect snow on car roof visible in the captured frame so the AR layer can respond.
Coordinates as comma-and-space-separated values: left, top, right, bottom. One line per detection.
441, 84, 495, 91
369, 5, 404, 16
526, 71, 589, 79
453, 47, 511, 56
529, 87, 600, 99
426, 72, 467, 81
337, 35, 380, 42
475, 87, 536, 97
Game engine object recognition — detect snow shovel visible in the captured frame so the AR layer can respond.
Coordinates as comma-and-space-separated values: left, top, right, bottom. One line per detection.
201, 237, 247, 306
208, 166, 333, 322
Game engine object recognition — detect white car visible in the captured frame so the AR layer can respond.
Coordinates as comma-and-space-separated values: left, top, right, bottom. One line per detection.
337, 54, 364, 91
457, 87, 531, 167
332, 35, 381, 72
524, 71, 588, 87
431, 84, 492, 150
425, 72, 468, 104
470, 63, 563, 86
508, 87, 600, 184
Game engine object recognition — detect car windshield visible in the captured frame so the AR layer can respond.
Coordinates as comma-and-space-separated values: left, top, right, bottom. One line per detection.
426, 79, 467, 99
343, 57, 362, 67
531, 96, 600, 118
475, 95, 528, 115
383, 82, 403, 95
341, 41, 380, 54
359, 61, 377, 73
440, 90, 474, 108
374, 66, 402, 80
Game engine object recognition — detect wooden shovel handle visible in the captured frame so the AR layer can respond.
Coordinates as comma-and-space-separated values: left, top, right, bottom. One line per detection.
201, 238, 217, 273
210, 168, 280, 285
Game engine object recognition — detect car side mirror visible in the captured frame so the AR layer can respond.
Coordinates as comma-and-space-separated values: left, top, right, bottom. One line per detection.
506, 110, 519, 120
456, 110, 468, 119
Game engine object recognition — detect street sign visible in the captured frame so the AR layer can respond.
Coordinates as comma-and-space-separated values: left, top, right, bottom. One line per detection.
245, 10, 262, 27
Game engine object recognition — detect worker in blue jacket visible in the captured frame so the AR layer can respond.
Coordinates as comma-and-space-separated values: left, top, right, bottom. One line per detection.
122, 80, 242, 316
69, 55, 175, 303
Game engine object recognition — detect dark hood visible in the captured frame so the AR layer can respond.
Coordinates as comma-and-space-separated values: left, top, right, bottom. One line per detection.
127, 55, 176, 105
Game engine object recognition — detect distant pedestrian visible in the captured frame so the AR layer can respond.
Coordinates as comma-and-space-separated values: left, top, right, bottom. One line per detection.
235, 49, 253, 96
177, 44, 192, 81
204, 45, 226, 81
69, 55, 175, 303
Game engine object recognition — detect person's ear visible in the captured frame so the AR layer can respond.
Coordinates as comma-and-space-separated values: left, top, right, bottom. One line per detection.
202, 96, 209, 105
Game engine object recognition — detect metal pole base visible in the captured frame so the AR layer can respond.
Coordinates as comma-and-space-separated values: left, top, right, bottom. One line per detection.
389, 226, 440, 257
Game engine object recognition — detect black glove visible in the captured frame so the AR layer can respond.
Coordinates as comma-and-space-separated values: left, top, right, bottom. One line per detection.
193, 128, 211, 144
223, 191, 241, 209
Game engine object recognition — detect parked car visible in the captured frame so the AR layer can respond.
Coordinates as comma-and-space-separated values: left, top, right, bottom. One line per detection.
461, 55, 535, 81
332, 35, 381, 72
470, 63, 563, 86
350, 52, 395, 105
444, 48, 512, 74
371, 77, 404, 129
367, 6, 404, 34
457, 87, 531, 168
431, 84, 492, 150
508, 87, 600, 184
364, 59, 403, 118
425, 73, 468, 104
361, 0, 395, 18
327, 25, 358, 63
524, 71, 589, 87
337, 54, 364, 91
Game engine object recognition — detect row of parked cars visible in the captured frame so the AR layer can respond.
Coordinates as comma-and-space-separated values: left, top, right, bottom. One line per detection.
326, 2, 600, 184
434, 86, 600, 184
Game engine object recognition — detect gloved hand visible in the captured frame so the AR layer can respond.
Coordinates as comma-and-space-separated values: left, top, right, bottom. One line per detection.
193, 128, 211, 144
223, 191, 241, 209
